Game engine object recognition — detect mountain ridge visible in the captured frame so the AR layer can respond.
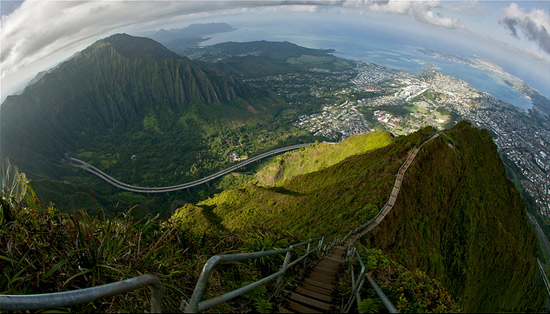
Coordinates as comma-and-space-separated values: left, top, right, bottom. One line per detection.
1, 33, 251, 179
171, 122, 545, 312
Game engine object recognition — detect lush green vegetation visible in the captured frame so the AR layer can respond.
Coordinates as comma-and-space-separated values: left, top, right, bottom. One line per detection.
1, 123, 544, 313
170, 128, 426, 240
1, 35, 329, 215
254, 131, 393, 186
0, 184, 303, 313
357, 246, 462, 313
172, 122, 545, 312
363, 121, 545, 312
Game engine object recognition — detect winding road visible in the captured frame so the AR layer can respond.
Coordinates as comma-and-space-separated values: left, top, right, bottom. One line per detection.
68, 143, 312, 193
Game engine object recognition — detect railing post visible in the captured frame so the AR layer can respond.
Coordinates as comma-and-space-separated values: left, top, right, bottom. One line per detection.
276, 249, 293, 287
150, 282, 163, 313
317, 237, 324, 253
304, 242, 311, 266
182, 256, 222, 313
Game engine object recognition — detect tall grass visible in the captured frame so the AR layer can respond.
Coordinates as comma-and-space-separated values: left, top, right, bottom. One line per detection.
0, 183, 212, 312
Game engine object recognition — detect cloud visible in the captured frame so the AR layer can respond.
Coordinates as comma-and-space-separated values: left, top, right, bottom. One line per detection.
1, 1, 247, 78
367, 0, 464, 29
0, 0, 283, 99
499, 2, 550, 55
0, 0, 465, 100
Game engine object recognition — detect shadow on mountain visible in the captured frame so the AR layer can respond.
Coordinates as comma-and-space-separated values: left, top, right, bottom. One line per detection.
266, 186, 304, 197
198, 204, 226, 232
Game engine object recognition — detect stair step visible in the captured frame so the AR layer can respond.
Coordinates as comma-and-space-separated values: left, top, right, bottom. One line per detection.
278, 305, 294, 313
290, 292, 332, 311
302, 282, 333, 295
314, 266, 339, 274
296, 287, 333, 303
309, 272, 335, 283
287, 300, 321, 313
318, 259, 340, 266
325, 256, 343, 263
316, 264, 340, 272
304, 277, 334, 290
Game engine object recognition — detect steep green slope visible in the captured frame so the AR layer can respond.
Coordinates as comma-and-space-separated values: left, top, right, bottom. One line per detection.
172, 122, 545, 312
255, 131, 393, 186
2, 123, 543, 312
0, 176, 458, 313
363, 121, 545, 312
171, 128, 426, 240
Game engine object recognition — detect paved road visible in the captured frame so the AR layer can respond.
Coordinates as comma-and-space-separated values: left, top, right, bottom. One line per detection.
527, 212, 550, 265
68, 143, 313, 193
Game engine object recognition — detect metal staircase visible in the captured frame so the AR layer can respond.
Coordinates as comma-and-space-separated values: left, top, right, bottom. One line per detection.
0, 133, 442, 313
277, 243, 347, 312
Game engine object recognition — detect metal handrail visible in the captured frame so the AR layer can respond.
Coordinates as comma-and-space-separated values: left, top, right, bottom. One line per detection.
339, 132, 440, 313
344, 245, 398, 313
0, 274, 163, 313
181, 237, 324, 313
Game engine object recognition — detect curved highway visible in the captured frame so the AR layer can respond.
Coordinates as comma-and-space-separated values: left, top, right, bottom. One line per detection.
68, 143, 313, 193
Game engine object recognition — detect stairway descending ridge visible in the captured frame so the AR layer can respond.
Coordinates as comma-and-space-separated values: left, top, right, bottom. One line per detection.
277, 239, 353, 313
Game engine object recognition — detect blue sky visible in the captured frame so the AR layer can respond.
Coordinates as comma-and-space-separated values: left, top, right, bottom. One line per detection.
1, 1, 549, 101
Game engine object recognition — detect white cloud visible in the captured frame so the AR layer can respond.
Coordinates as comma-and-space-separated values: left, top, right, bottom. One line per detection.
0, 0, 275, 99
499, 2, 550, 55
0, 0, 467, 100
368, 0, 410, 14
367, 0, 464, 29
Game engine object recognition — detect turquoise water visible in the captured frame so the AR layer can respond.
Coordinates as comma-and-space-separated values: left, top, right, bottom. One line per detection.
203, 25, 535, 111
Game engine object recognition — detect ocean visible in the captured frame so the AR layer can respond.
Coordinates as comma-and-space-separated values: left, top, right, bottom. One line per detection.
202, 24, 537, 111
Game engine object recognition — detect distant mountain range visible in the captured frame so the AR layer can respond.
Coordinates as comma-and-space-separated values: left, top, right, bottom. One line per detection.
2, 34, 242, 177
1, 33, 332, 214
142, 22, 236, 54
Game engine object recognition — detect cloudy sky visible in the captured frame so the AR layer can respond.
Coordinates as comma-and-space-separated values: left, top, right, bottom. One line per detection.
1, 0, 549, 101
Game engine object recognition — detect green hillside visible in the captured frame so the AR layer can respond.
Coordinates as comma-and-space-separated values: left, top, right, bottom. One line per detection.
363, 121, 545, 312
0, 34, 320, 214
171, 122, 545, 312
170, 128, 420, 239
255, 131, 393, 186
1, 123, 544, 312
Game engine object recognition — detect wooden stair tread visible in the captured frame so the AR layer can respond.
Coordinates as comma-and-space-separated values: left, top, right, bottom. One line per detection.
278, 305, 294, 313
309, 272, 336, 283
296, 287, 333, 303
304, 277, 334, 290
290, 292, 332, 311
318, 259, 340, 266
313, 266, 339, 274
302, 282, 333, 295
287, 299, 321, 313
